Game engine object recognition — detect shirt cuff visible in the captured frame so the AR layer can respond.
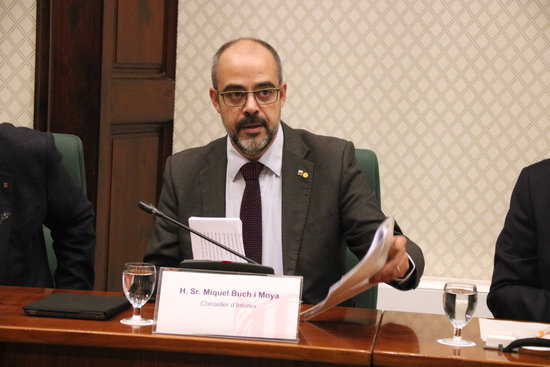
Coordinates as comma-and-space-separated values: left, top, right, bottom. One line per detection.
394, 254, 415, 284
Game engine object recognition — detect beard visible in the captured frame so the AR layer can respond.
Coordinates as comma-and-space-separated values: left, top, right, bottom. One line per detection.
228, 115, 278, 157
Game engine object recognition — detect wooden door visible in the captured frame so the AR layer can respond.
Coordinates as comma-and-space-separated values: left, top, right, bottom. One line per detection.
95, 0, 176, 291
34, 0, 102, 207
34, 0, 177, 291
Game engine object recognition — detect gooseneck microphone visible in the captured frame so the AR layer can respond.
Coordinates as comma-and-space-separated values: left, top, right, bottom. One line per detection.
138, 201, 256, 263
138, 201, 274, 274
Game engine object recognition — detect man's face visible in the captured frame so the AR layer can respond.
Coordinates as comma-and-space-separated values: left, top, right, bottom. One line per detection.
209, 41, 287, 160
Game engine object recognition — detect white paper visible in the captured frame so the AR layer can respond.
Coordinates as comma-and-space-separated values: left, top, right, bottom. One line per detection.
188, 217, 246, 262
300, 216, 395, 320
479, 318, 550, 349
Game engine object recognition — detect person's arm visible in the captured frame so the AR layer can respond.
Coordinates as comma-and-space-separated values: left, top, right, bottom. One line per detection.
43, 134, 95, 290
340, 142, 424, 290
143, 155, 185, 268
370, 235, 424, 290
487, 167, 550, 322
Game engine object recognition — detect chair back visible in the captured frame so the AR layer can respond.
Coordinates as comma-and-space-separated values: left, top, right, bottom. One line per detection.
354, 149, 381, 207
52, 133, 87, 192
43, 133, 87, 280
345, 148, 381, 308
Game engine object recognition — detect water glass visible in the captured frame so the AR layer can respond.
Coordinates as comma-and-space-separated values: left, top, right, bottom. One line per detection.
120, 262, 156, 326
437, 282, 478, 347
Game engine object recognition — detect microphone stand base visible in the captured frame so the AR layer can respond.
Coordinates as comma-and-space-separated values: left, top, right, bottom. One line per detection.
178, 260, 275, 275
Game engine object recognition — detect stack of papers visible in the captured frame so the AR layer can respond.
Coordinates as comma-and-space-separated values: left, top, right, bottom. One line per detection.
480, 318, 550, 350
300, 217, 394, 320
188, 215, 396, 320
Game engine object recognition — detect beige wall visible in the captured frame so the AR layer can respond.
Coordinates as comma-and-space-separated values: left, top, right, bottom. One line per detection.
3, 1, 549, 284
0, 1, 36, 127
174, 0, 550, 283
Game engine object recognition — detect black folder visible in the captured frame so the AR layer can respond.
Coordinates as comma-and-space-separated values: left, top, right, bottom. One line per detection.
23, 292, 130, 321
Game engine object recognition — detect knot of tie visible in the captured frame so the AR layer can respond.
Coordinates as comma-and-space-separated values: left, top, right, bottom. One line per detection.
240, 161, 263, 181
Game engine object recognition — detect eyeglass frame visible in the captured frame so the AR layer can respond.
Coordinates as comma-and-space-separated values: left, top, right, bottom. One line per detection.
216, 87, 282, 107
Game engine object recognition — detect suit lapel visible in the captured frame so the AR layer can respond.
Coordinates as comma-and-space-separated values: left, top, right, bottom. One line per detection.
281, 124, 313, 274
200, 139, 227, 217
197, 127, 314, 274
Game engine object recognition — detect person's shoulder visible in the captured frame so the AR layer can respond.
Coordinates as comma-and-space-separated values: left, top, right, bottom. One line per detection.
517, 158, 550, 189
1, 122, 42, 139
0, 122, 50, 152
167, 136, 226, 164
525, 158, 550, 179
283, 123, 352, 149
526, 158, 550, 172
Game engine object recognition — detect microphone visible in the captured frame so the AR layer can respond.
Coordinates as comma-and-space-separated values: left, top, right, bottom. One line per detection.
138, 201, 274, 274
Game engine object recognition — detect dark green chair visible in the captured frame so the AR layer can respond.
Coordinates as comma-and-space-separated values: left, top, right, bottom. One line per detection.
345, 148, 381, 308
43, 133, 87, 280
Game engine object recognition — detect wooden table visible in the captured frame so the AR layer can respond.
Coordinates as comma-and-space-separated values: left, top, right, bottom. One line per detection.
373, 310, 550, 367
2, 287, 550, 366
0, 286, 379, 366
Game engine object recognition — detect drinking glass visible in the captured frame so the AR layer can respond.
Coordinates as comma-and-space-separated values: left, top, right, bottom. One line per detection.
437, 282, 478, 347
120, 262, 156, 326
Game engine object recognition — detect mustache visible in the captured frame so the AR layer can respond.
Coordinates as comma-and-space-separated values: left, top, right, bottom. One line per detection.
235, 115, 268, 132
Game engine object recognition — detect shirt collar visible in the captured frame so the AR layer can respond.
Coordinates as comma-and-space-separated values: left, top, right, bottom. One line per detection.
227, 122, 284, 181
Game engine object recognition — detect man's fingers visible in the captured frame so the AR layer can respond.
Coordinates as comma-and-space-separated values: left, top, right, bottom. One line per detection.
370, 237, 409, 283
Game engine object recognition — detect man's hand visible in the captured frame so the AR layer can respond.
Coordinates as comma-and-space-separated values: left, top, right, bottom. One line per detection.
369, 235, 409, 284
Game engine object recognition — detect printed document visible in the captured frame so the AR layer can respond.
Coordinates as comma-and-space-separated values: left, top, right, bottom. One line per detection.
189, 216, 396, 320
479, 318, 550, 350
300, 216, 395, 320
188, 217, 246, 262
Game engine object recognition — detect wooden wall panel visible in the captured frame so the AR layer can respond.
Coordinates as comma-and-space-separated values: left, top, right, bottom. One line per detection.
115, 0, 166, 66
106, 127, 168, 291
95, 0, 176, 291
35, 0, 176, 292
111, 80, 175, 122
35, 0, 102, 207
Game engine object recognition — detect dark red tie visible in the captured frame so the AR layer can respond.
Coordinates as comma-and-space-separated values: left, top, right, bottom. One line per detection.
240, 161, 263, 263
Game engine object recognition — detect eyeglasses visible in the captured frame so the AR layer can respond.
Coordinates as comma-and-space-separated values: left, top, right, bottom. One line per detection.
217, 87, 281, 107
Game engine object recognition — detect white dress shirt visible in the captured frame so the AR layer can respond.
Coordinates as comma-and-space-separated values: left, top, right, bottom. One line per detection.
225, 124, 284, 275
225, 124, 415, 282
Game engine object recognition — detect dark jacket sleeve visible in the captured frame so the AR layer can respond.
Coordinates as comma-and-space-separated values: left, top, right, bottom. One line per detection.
338, 141, 424, 290
43, 133, 96, 290
487, 162, 550, 322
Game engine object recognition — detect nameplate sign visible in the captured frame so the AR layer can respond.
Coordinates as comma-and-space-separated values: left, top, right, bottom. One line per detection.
153, 268, 302, 341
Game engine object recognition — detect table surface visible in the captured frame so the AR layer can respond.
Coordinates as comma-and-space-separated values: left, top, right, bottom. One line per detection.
0, 286, 380, 366
1, 286, 550, 367
374, 310, 550, 367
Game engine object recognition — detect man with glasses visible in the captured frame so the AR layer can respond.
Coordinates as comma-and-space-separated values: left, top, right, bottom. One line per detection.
144, 38, 424, 305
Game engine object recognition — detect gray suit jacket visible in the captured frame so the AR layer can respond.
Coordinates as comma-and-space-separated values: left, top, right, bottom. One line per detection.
145, 122, 424, 304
